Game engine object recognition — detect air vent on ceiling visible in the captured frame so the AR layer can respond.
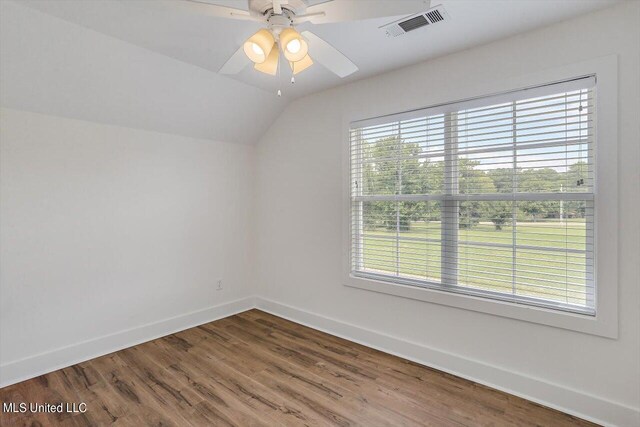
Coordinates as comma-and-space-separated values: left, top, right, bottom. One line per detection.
398, 15, 429, 32
426, 9, 444, 23
380, 5, 449, 37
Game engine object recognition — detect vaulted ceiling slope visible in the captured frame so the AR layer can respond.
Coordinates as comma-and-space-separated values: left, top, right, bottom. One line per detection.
14, 0, 619, 100
0, 0, 284, 145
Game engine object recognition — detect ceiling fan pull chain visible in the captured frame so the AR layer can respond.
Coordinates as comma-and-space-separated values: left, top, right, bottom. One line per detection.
277, 44, 282, 97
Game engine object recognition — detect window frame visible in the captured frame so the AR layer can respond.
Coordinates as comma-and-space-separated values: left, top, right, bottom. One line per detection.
341, 56, 618, 338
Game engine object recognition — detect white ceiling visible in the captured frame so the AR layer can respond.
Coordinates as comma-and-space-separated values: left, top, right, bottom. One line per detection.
18, 0, 619, 100
1, 0, 284, 144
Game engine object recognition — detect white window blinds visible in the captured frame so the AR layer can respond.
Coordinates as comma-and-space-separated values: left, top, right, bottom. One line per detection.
350, 77, 595, 315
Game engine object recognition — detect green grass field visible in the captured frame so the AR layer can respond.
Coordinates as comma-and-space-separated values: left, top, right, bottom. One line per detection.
360, 220, 590, 306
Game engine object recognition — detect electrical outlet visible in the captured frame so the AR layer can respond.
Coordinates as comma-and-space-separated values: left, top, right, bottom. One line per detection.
216, 279, 223, 291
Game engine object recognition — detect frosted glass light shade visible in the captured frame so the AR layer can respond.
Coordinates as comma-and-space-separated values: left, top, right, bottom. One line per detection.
243, 29, 275, 63
279, 28, 308, 63
289, 54, 313, 75
254, 43, 279, 75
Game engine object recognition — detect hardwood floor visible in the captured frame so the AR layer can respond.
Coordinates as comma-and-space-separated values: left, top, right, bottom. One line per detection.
1, 309, 597, 426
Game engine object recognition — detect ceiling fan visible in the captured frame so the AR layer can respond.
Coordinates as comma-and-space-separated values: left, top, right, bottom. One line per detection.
182, 0, 430, 90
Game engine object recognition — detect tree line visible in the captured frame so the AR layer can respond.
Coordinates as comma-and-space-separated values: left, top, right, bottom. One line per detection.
361, 137, 589, 231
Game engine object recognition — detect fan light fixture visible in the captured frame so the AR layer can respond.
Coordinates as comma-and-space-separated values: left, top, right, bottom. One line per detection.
243, 29, 275, 63
289, 54, 313, 75
279, 28, 308, 62
242, 25, 313, 79
254, 42, 279, 75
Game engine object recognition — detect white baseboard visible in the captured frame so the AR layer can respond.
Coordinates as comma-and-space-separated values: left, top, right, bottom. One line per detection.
254, 297, 639, 427
0, 296, 256, 388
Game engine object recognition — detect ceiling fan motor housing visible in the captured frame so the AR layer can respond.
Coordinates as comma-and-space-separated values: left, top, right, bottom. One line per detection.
249, 0, 308, 16
268, 14, 294, 36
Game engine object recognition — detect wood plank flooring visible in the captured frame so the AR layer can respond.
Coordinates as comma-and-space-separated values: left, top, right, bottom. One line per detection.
0, 309, 598, 426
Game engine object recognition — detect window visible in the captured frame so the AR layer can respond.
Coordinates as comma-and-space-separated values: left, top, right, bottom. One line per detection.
350, 77, 595, 315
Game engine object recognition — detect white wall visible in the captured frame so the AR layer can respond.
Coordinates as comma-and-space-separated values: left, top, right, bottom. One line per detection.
0, 0, 263, 386
253, 2, 640, 425
0, 108, 256, 381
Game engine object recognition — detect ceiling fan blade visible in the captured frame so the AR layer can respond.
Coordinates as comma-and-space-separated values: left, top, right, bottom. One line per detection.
219, 45, 250, 75
291, 11, 327, 25
304, 0, 430, 24
300, 31, 357, 78
180, 0, 262, 22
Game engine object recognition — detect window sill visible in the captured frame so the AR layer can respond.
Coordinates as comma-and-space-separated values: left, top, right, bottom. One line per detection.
343, 273, 616, 338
